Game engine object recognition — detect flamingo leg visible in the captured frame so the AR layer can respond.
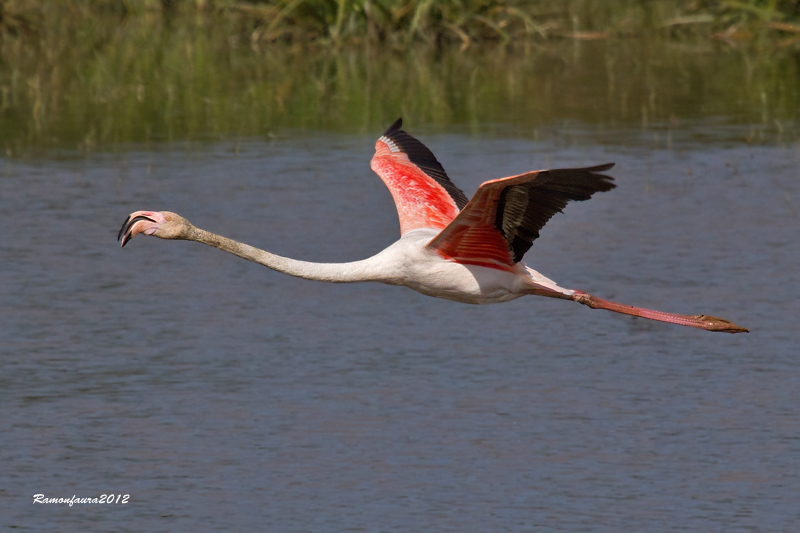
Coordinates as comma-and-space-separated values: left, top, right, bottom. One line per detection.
570, 290, 748, 333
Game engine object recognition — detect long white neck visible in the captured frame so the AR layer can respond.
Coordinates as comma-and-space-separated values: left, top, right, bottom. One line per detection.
184, 226, 389, 283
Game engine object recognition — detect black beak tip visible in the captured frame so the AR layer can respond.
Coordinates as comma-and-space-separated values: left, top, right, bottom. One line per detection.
117, 215, 131, 242
117, 214, 155, 247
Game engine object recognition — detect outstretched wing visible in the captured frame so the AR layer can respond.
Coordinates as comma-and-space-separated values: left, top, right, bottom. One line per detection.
370, 118, 468, 235
427, 164, 616, 270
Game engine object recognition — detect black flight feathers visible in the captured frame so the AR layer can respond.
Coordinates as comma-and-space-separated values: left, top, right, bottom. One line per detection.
382, 118, 469, 210
496, 164, 616, 262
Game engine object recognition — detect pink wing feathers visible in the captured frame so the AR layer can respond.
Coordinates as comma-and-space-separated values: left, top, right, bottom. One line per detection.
370, 118, 468, 235
427, 164, 616, 271
371, 119, 615, 272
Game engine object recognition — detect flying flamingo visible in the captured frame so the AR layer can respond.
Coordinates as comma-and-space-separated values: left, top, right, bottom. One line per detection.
118, 118, 747, 333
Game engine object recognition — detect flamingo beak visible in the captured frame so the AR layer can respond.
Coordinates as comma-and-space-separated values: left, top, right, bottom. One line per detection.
118, 214, 157, 247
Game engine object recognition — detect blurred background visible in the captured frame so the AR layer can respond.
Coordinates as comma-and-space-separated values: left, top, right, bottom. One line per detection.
1, 0, 799, 151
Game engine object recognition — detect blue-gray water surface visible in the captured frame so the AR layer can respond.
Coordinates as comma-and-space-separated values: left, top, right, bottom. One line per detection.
2, 126, 799, 531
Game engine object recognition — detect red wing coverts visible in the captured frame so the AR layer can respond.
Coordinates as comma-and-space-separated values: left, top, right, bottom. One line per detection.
428, 164, 616, 269
370, 118, 469, 235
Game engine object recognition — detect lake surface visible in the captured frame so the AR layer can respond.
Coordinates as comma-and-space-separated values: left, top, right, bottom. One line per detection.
2, 121, 799, 530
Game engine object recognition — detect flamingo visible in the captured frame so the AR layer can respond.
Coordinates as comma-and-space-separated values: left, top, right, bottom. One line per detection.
118, 118, 747, 333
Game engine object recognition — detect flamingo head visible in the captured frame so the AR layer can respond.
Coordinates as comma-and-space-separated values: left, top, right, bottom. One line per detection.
118, 210, 192, 247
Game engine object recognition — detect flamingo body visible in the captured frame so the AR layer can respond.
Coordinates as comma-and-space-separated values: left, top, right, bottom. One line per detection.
368, 228, 567, 304
118, 119, 748, 333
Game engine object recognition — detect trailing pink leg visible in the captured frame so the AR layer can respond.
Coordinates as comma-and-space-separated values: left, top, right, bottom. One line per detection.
571, 290, 749, 333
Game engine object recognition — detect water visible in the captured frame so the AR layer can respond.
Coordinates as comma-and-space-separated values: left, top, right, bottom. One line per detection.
2, 127, 799, 531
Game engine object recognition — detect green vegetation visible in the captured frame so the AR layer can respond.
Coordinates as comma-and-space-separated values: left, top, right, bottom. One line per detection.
0, 1, 798, 153
3, 0, 799, 45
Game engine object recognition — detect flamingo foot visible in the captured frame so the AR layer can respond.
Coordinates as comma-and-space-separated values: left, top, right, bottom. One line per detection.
572, 290, 748, 333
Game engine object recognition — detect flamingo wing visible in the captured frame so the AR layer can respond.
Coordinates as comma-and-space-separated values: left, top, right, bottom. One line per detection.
427, 164, 616, 270
370, 118, 469, 235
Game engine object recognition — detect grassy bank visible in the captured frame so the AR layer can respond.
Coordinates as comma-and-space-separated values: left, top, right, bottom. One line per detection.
0, 2, 798, 153
3, 0, 800, 46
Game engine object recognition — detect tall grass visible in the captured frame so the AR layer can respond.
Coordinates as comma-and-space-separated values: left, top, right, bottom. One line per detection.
0, 2, 797, 154
3, 0, 799, 45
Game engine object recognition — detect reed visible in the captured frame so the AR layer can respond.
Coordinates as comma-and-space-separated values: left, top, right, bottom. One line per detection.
0, 1, 797, 154
2, 0, 799, 45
